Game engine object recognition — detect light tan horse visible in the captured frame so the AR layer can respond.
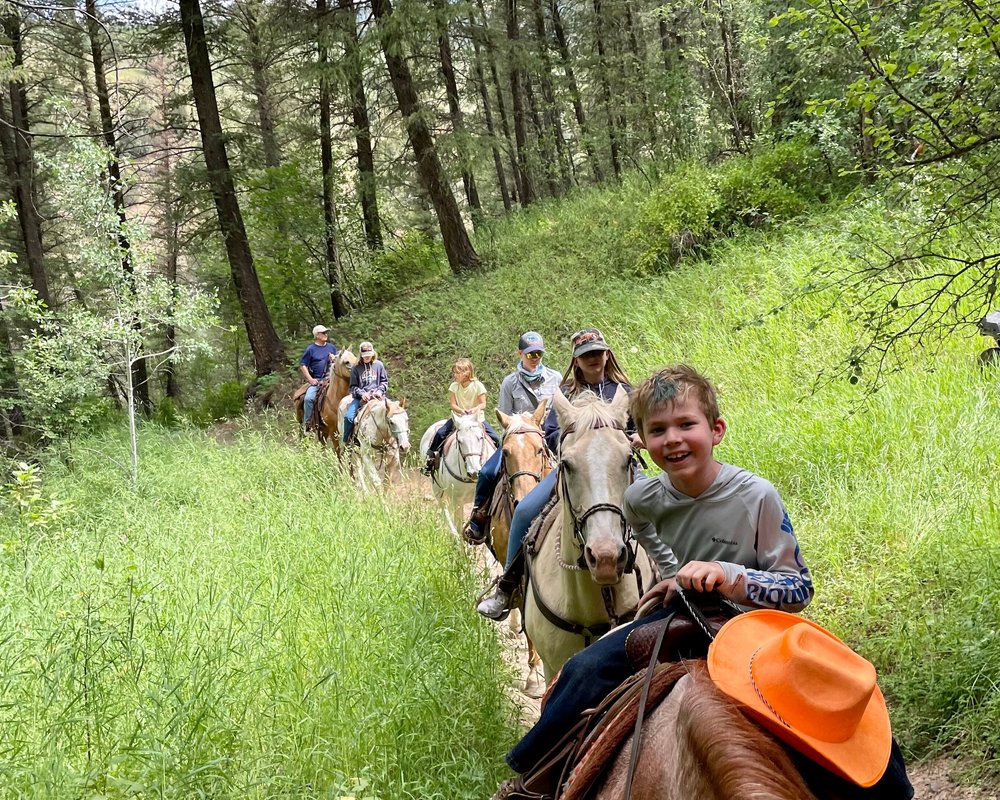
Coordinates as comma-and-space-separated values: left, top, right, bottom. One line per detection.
338, 395, 411, 493
524, 389, 657, 682
294, 348, 358, 452
566, 660, 839, 800
490, 402, 552, 698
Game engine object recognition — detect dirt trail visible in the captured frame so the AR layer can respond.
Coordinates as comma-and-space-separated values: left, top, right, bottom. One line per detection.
389, 465, 996, 799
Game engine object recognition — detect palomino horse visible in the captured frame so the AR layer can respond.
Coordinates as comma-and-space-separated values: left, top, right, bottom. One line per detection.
565, 660, 841, 800
419, 414, 497, 537
339, 396, 411, 493
524, 389, 657, 682
489, 402, 552, 698
294, 348, 358, 452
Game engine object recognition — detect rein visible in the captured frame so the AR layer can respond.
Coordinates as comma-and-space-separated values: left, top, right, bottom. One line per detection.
502, 426, 552, 488
439, 421, 490, 484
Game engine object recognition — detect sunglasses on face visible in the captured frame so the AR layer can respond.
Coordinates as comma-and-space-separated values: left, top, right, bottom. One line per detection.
524, 351, 543, 359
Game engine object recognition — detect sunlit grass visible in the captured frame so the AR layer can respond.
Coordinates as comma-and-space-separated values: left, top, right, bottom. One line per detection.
0, 431, 519, 798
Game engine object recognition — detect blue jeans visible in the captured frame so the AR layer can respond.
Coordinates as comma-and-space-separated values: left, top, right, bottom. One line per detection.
506, 604, 673, 772
303, 384, 320, 428
343, 397, 362, 443
471, 448, 504, 510
504, 469, 556, 569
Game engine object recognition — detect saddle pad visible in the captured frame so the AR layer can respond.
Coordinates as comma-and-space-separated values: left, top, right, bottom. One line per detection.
559, 662, 688, 800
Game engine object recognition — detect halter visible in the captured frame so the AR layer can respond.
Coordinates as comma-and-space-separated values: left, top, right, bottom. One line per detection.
369, 398, 408, 454
557, 417, 638, 574
440, 420, 489, 484
502, 425, 552, 487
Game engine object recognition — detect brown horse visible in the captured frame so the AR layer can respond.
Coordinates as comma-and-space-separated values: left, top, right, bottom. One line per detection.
570, 660, 843, 800
294, 348, 357, 452
490, 402, 553, 698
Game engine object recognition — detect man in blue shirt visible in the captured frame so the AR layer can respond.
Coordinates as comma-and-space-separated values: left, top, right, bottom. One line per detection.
300, 325, 338, 431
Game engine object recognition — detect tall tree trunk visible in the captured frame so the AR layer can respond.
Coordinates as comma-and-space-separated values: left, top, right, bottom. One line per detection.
317, 0, 348, 318
506, 0, 536, 204
0, 13, 49, 307
242, 2, 283, 169
435, 0, 483, 227
180, 0, 286, 376
530, 0, 571, 191
474, 0, 520, 204
86, 0, 152, 415
469, 21, 512, 211
524, 74, 557, 196
623, 0, 658, 155
593, 0, 621, 179
337, 0, 383, 251
550, 0, 603, 182
371, 0, 480, 273
0, 296, 26, 444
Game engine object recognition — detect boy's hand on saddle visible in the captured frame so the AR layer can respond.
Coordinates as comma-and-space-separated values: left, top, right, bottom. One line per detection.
676, 561, 726, 593
639, 577, 676, 608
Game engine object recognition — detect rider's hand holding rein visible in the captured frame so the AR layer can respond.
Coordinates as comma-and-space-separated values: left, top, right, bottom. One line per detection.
676, 560, 726, 593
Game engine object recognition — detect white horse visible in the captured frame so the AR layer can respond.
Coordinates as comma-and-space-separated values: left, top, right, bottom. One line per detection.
524, 389, 657, 682
339, 396, 411, 493
419, 414, 497, 537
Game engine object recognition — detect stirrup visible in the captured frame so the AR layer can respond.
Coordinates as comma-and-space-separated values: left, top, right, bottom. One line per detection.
477, 589, 512, 622
462, 519, 487, 545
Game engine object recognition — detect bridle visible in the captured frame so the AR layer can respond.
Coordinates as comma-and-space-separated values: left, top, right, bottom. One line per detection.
557, 417, 637, 574
370, 398, 408, 454
502, 425, 552, 489
441, 419, 490, 483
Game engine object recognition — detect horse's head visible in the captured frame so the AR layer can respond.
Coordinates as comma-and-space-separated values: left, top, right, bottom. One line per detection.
333, 348, 358, 380
498, 400, 552, 503
386, 397, 410, 453
552, 388, 633, 585
454, 413, 489, 477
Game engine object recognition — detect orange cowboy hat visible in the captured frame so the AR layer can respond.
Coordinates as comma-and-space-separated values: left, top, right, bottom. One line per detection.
707, 610, 892, 788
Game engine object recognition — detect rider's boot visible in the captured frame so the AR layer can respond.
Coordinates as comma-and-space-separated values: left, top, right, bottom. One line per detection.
421, 450, 438, 476
462, 505, 488, 545
342, 420, 354, 446
477, 552, 524, 622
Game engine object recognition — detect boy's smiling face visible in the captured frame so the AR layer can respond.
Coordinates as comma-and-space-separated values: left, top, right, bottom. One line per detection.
641, 394, 727, 497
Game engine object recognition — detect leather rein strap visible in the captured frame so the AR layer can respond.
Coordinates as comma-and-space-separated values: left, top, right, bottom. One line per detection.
622, 588, 720, 800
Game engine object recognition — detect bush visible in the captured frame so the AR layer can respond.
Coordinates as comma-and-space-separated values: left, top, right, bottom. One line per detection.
151, 396, 181, 428
715, 139, 832, 230
188, 380, 246, 426
363, 231, 448, 305
625, 165, 721, 275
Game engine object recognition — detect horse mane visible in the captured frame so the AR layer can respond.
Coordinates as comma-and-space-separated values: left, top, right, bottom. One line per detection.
503, 412, 541, 435
675, 661, 819, 800
566, 391, 625, 434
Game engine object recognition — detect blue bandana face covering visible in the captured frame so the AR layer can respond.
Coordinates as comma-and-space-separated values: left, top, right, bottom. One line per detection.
517, 361, 545, 381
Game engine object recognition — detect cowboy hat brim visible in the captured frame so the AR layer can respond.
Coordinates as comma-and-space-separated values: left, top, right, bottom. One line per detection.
707, 610, 892, 788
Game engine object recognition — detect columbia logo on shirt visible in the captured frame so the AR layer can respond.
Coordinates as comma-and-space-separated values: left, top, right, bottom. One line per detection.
711, 536, 738, 546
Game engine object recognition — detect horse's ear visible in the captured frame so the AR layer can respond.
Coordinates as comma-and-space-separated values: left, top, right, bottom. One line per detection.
532, 398, 549, 427
551, 389, 575, 427
610, 385, 630, 422
497, 409, 512, 429
400, 397, 407, 409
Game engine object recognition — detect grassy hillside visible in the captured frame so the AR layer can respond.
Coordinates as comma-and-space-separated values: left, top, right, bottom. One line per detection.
0, 432, 519, 798
6, 155, 1000, 797
323, 169, 1000, 764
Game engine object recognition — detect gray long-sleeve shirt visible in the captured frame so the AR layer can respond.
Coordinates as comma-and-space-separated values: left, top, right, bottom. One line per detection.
623, 463, 814, 611
497, 366, 562, 415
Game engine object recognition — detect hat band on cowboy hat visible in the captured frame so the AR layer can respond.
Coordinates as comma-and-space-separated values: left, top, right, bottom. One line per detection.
707, 609, 892, 788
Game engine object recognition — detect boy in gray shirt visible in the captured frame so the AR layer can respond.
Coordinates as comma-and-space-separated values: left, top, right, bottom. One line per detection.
495, 365, 910, 800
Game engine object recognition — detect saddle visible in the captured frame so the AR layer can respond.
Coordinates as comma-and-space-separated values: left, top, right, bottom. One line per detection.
505, 592, 742, 800
294, 381, 329, 432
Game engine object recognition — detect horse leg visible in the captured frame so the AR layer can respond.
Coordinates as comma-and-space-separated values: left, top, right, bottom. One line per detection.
523, 633, 545, 699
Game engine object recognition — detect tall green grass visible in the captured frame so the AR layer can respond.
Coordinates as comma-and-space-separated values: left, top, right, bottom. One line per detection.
326, 179, 1000, 768
0, 430, 519, 798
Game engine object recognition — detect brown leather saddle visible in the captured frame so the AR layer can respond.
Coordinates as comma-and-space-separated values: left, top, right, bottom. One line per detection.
507, 591, 742, 800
